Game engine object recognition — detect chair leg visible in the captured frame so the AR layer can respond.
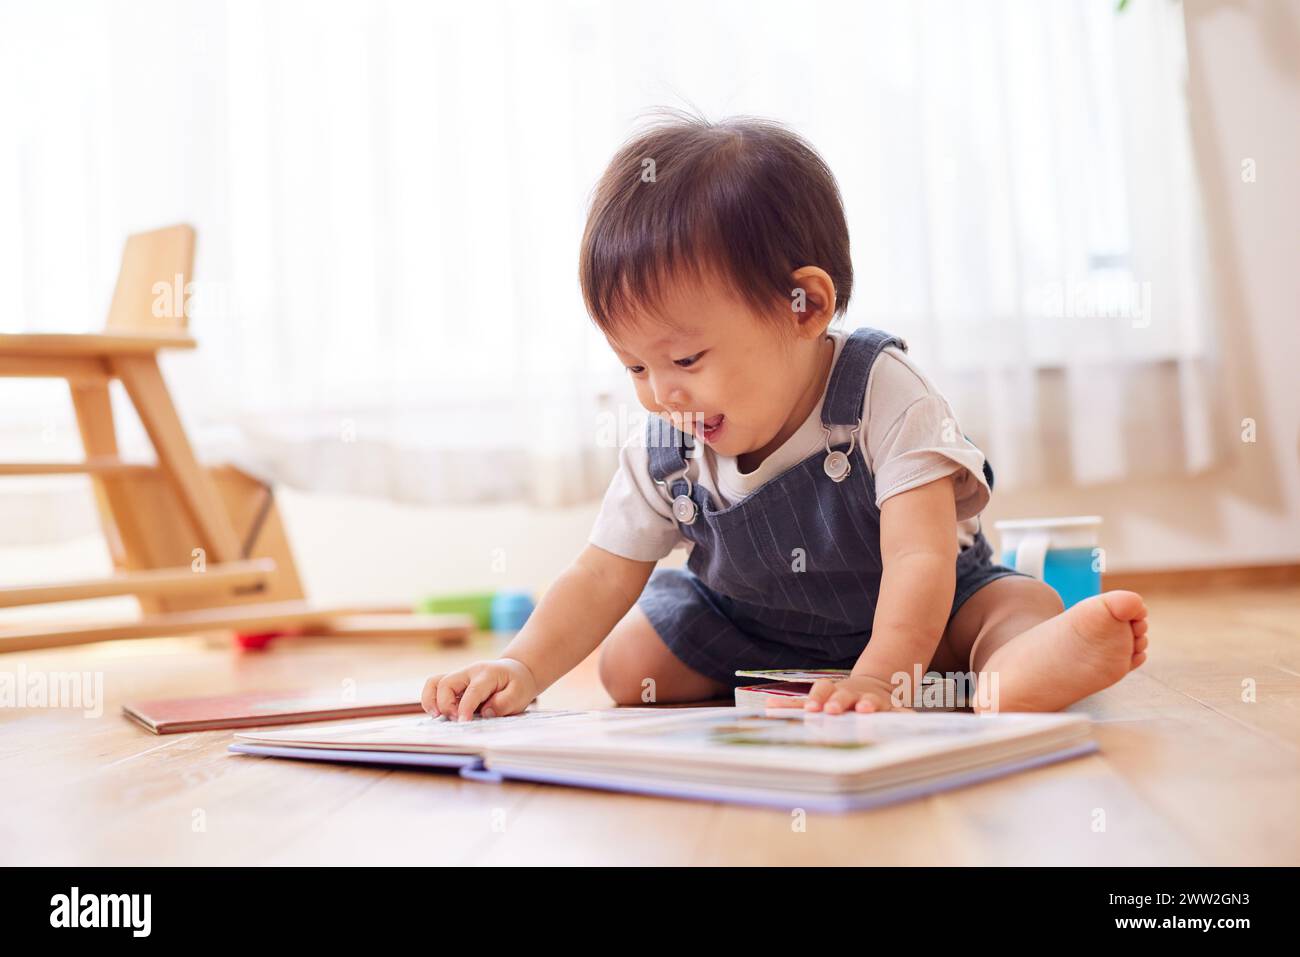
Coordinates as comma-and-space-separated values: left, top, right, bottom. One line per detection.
68, 380, 126, 565
68, 378, 173, 615
112, 354, 242, 563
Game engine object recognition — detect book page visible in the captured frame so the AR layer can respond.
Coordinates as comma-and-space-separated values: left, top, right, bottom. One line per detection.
486, 708, 1090, 775
233, 707, 680, 753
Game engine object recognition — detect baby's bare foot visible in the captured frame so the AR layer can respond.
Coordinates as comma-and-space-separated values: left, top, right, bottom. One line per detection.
974, 590, 1149, 713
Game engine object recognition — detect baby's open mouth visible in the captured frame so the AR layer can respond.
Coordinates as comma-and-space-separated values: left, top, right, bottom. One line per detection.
700, 414, 725, 440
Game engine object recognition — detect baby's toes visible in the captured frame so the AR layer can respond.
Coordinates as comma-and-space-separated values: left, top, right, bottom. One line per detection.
1100, 589, 1147, 624
1132, 618, 1149, 639
1134, 634, 1149, 655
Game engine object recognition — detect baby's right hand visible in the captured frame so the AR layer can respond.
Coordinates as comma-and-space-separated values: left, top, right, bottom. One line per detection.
421, 657, 539, 721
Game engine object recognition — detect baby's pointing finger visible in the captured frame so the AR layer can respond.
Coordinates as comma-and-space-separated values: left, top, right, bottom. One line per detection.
421, 676, 444, 715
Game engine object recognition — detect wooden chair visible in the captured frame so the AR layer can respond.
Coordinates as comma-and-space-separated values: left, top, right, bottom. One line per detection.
0, 224, 471, 652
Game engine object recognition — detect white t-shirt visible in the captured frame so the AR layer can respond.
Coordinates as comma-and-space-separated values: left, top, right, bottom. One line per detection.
588, 329, 991, 563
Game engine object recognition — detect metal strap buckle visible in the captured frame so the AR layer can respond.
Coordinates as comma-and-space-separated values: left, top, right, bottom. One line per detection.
822, 417, 862, 483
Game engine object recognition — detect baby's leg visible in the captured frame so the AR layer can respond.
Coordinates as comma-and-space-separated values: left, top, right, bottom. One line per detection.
598, 605, 733, 706
932, 576, 1149, 713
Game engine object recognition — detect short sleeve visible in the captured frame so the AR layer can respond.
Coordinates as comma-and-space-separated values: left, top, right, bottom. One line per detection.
587, 432, 684, 562
861, 348, 991, 521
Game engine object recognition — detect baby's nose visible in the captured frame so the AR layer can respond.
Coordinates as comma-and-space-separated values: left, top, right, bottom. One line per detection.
653, 383, 690, 412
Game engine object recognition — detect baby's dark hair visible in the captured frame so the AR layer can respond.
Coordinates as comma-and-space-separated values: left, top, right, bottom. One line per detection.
578, 108, 853, 335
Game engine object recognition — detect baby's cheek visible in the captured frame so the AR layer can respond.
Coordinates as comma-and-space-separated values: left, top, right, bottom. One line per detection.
633, 384, 660, 414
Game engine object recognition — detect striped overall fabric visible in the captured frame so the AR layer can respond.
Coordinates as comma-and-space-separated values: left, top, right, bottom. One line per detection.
637, 326, 1031, 689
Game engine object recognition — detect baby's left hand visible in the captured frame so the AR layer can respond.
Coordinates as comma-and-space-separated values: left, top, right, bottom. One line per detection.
797, 674, 909, 714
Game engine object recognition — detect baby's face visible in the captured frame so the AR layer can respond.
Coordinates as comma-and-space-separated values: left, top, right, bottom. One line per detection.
606, 274, 817, 459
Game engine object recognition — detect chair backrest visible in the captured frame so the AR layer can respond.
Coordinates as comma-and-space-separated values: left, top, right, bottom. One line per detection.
105, 224, 196, 335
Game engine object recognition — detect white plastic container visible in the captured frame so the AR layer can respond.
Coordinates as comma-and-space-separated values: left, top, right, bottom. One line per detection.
993, 516, 1104, 609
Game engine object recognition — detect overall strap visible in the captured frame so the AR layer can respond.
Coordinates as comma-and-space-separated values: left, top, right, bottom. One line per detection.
646, 413, 694, 484
821, 327, 909, 427
824, 327, 996, 490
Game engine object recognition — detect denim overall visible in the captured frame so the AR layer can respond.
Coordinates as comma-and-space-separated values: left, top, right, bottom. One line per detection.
637, 326, 1030, 689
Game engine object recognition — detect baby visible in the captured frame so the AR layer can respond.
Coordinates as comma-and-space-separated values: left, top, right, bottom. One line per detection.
422, 113, 1149, 720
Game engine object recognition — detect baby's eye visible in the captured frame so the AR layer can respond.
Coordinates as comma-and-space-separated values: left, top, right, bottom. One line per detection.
625, 365, 646, 375
674, 352, 704, 368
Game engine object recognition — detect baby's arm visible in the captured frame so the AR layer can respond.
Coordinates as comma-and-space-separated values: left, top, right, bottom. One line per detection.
805, 473, 959, 713
423, 544, 654, 720
503, 544, 654, 691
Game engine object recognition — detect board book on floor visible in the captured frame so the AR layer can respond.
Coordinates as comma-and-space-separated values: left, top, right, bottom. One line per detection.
123, 683, 423, 734
229, 706, 1096, 812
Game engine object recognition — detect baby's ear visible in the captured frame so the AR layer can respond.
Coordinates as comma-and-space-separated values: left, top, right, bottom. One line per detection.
788, 266, 837, 326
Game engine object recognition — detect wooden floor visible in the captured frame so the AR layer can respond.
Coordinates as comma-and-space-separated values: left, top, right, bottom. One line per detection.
2, 581, 1298, 865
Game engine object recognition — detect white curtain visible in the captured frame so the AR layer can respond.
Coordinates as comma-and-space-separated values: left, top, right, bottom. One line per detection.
0, 0, 1224, 544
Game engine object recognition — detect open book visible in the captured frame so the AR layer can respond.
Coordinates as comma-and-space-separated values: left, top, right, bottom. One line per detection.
230, 706, 1095, 812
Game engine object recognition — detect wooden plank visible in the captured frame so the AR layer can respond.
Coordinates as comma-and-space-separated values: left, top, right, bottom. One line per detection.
111, 354, 243, 563
0, 558, 278, 609
312, 614, 474, 641
1, 587, 1297, 865
0, 333, 196, 356
67, 378, 129, 575
1105, 562, 1300, 592
0, 599, 330, 651
98, 465, 309, 614
0, 354, 110, 382
1073, 669, 1290, 864
0, 458, 154, 476
1142, 659, 1300, 752
0, 638, 491, 865
0, 599, 472, 651
105, 223, 195, 336
1090, 709, 1300, 865
690, 751, 1205, 866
